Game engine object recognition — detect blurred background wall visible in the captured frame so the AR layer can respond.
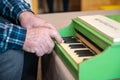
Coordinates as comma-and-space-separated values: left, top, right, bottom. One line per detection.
25, 0, 120, 14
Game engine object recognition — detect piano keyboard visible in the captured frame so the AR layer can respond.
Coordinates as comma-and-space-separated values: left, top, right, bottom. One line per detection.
60, 36, 96, 64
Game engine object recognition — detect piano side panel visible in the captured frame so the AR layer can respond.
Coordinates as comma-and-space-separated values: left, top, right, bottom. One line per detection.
79, 45, 120, 80
55, 43, 79, 80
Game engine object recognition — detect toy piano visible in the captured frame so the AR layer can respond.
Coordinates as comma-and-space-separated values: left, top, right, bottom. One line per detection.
54, 14, 120, 80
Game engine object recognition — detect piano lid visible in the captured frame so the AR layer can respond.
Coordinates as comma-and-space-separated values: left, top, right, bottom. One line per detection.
78, 15, 120, 43
72, 15, 120, 50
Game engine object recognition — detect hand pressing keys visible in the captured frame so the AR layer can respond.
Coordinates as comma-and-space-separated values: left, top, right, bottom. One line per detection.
23, 27, 62, 56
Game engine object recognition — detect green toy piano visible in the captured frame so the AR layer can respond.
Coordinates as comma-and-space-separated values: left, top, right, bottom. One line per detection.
54, 14, 120, 80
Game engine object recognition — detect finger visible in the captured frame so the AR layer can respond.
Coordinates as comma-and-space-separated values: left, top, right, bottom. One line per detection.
35, 48, 44, 56
40, 33, 54, 54
32, 45, 44, 56
45, 35, 55, 53
44, 22, 56, 30
23, 46, 34, 53
28, 46, 36, 53
49, 29, 62, 43
29, 49, 36, 53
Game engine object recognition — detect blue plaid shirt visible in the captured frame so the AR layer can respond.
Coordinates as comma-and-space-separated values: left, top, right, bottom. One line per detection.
0, 0, 32, 53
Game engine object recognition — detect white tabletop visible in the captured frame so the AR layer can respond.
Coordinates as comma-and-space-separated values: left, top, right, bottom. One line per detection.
39, 10, 120, 30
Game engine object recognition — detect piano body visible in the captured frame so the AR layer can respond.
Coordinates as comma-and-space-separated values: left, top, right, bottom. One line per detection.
54, 14, 120, 80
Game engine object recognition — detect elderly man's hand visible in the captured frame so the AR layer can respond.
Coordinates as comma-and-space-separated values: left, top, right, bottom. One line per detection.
23, 27, 62, 56
20, 11, 62, 56
19, 11, 56, 30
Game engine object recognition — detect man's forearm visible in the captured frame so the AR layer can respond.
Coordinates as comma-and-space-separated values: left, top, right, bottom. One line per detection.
0, 23, 26, 53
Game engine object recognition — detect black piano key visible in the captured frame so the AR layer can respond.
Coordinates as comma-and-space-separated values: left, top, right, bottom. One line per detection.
74, 50, 95, 57
62, 36, 80, 43
69, 44, 86, 49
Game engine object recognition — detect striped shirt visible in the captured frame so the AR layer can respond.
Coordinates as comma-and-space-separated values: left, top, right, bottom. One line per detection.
0, 0, 32, 53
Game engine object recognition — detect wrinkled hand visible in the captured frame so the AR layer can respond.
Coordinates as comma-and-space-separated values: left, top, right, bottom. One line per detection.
23, 27, 62, 56
20, 11, 62, 56
19, 11, 56, 30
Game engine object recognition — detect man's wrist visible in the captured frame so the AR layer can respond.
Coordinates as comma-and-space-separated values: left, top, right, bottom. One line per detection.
19, 11, 34, 24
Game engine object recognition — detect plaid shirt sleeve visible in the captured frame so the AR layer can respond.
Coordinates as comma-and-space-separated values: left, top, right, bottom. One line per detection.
0, 0, 32, 53
0, 0, 32, 23
0, 22, 26, 53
